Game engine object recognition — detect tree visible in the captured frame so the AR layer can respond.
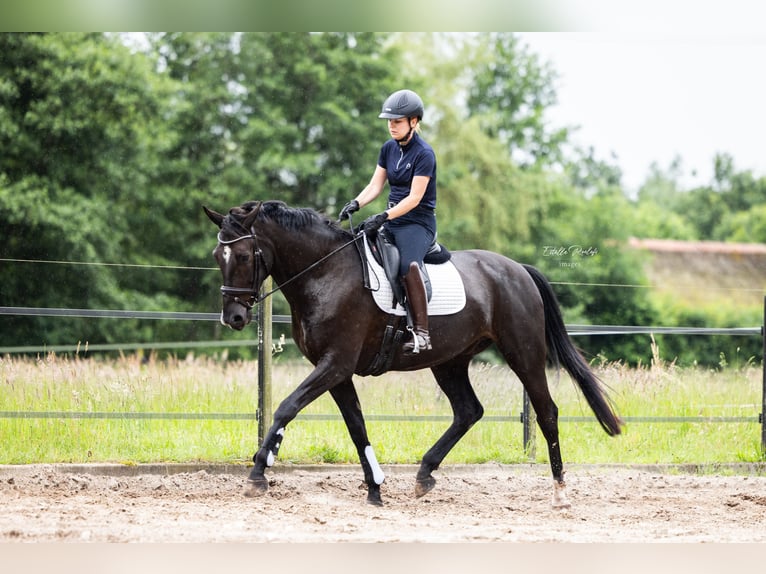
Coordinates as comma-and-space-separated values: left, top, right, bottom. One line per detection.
631, 160, 697, 239
466, 33, 569, 168
236, 32, 399, 212
0, 32, 403, 351
0, 33, 182, 346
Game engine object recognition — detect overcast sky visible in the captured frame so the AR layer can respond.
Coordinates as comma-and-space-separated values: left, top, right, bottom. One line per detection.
519, 32, 766, 194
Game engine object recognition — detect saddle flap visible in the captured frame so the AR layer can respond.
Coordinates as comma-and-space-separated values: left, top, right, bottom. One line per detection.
369, 230, 405, 305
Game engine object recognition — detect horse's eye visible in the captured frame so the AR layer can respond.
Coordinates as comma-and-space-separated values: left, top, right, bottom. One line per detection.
237, 253, 250, 263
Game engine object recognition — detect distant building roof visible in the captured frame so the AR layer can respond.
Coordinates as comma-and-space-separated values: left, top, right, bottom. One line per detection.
629, 237, 766, 255
628, 238, 766, 307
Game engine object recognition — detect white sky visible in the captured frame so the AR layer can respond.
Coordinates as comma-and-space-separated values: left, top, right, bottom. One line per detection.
519, 32, 766, 194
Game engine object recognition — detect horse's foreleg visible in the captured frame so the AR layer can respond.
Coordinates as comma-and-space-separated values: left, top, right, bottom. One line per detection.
330, 380, 385, 506
245, 423, 286, 497
416, 361, 484, 497
245, 360, 347, 498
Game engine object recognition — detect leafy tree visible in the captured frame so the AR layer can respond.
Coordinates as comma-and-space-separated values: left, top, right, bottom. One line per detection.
0, 33, 183, 347
631, 160, 697, 239
236, 32, 399, 213
566, 146, 624, 194
716, 204, 766, 243
673, 185, 728, 239
466, 33, 569, 168
0, 32, 403, 352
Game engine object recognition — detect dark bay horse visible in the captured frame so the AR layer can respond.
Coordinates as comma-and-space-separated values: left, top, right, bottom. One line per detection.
204, 200, 622, 508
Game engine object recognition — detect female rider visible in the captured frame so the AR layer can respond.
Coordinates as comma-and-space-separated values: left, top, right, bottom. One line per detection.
339, 89, 437, 354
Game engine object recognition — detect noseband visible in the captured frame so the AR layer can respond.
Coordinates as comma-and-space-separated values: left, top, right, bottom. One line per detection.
217, 228, 263, 310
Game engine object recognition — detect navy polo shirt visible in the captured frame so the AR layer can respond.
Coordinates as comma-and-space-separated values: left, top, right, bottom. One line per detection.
377, 132, 437, 210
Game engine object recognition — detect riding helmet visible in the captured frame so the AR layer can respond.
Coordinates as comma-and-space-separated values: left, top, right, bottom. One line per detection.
379, 89, 424, 120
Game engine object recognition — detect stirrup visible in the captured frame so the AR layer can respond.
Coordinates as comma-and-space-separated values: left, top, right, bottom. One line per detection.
403, 330, 432, 354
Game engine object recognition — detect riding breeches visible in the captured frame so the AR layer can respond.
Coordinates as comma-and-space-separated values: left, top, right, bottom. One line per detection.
385, 220, 436, 277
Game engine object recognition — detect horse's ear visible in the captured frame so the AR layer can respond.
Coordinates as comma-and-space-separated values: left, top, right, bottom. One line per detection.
203, 206, 224, 228
242, 201, 263, 230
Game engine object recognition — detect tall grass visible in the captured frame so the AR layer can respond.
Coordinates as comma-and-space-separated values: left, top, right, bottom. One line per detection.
0, 352, 763, 465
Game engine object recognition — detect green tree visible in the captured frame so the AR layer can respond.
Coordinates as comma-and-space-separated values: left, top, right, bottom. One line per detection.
0, 33, 182, 347
466, 33, 569, 168
631, 160, 697, 239
236, 32, 399, 212
715, 204, 766, 243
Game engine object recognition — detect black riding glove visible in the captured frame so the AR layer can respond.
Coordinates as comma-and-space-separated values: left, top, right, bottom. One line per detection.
360, 212, 389, 238
338, 200, 360, 221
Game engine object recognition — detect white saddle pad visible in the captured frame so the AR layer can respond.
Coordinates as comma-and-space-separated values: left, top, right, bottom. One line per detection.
363, 236, 466, 316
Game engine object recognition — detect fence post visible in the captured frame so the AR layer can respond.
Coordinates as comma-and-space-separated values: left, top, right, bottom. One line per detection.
257, 278, 273, 447
522, 391, 536, 461
762, 296, 766, 455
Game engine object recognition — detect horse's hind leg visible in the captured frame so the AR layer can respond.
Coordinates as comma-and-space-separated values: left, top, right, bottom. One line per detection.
496, 303, 571, 508
416, 358, 484, 497
329, 379, 386, 506
514, 364, 570, 508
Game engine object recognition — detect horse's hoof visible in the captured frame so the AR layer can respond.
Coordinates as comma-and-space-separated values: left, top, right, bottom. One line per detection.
415, 475, 436, 498
551, 480, 571, 509
243, 477, 269, 498
366, 485, 383, 506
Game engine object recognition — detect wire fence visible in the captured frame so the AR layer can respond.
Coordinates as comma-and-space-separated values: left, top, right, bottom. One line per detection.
1, 257, 765, 454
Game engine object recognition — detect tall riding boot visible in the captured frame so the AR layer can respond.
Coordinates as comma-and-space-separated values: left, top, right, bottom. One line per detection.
402, 262, 432, 354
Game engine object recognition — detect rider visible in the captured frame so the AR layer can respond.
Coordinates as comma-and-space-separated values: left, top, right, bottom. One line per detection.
338, 89, 437, 354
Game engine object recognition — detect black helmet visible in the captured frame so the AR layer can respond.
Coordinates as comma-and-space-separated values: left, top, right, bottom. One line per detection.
378, 89, 424, 120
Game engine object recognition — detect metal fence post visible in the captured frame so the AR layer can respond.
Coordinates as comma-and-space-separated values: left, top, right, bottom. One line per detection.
257, 278, 273, 447
761, 296, 766, 455
522, 391, 536, 461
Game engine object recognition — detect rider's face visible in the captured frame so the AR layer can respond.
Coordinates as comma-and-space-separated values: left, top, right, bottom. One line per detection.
388, 117, 415, 140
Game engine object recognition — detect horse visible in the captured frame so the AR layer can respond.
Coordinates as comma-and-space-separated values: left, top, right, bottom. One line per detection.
203, 199, 622, 508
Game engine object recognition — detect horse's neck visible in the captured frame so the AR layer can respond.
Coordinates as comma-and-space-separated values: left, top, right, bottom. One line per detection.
267, 228, 352, 292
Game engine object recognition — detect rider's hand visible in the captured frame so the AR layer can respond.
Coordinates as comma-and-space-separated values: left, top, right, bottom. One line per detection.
338, 200, 360, 221
360, 212, 389, 238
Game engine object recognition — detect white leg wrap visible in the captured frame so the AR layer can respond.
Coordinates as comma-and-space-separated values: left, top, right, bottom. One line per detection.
365, 445, 385, 485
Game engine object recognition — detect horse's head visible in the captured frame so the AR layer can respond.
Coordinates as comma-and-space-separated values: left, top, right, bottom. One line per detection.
204, 202, 268, 330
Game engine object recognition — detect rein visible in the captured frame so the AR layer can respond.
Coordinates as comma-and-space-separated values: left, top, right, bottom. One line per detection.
218, 226, 364, 309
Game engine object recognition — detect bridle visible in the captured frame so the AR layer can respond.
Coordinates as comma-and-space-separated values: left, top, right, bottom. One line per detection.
217, 222, 364, 310
217, 227, 264, 310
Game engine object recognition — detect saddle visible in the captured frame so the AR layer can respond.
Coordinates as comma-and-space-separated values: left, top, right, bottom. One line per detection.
357, 228, 457, 377
365, 227, 452, 307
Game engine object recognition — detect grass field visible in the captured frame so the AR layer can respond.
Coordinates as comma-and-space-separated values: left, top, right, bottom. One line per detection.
1, 352, 763, 466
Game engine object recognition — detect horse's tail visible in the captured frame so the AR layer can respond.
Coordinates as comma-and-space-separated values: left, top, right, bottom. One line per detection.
522, 264, 623, 436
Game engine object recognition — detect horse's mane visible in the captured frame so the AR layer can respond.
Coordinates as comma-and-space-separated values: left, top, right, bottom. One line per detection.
223, 200, 352, 240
